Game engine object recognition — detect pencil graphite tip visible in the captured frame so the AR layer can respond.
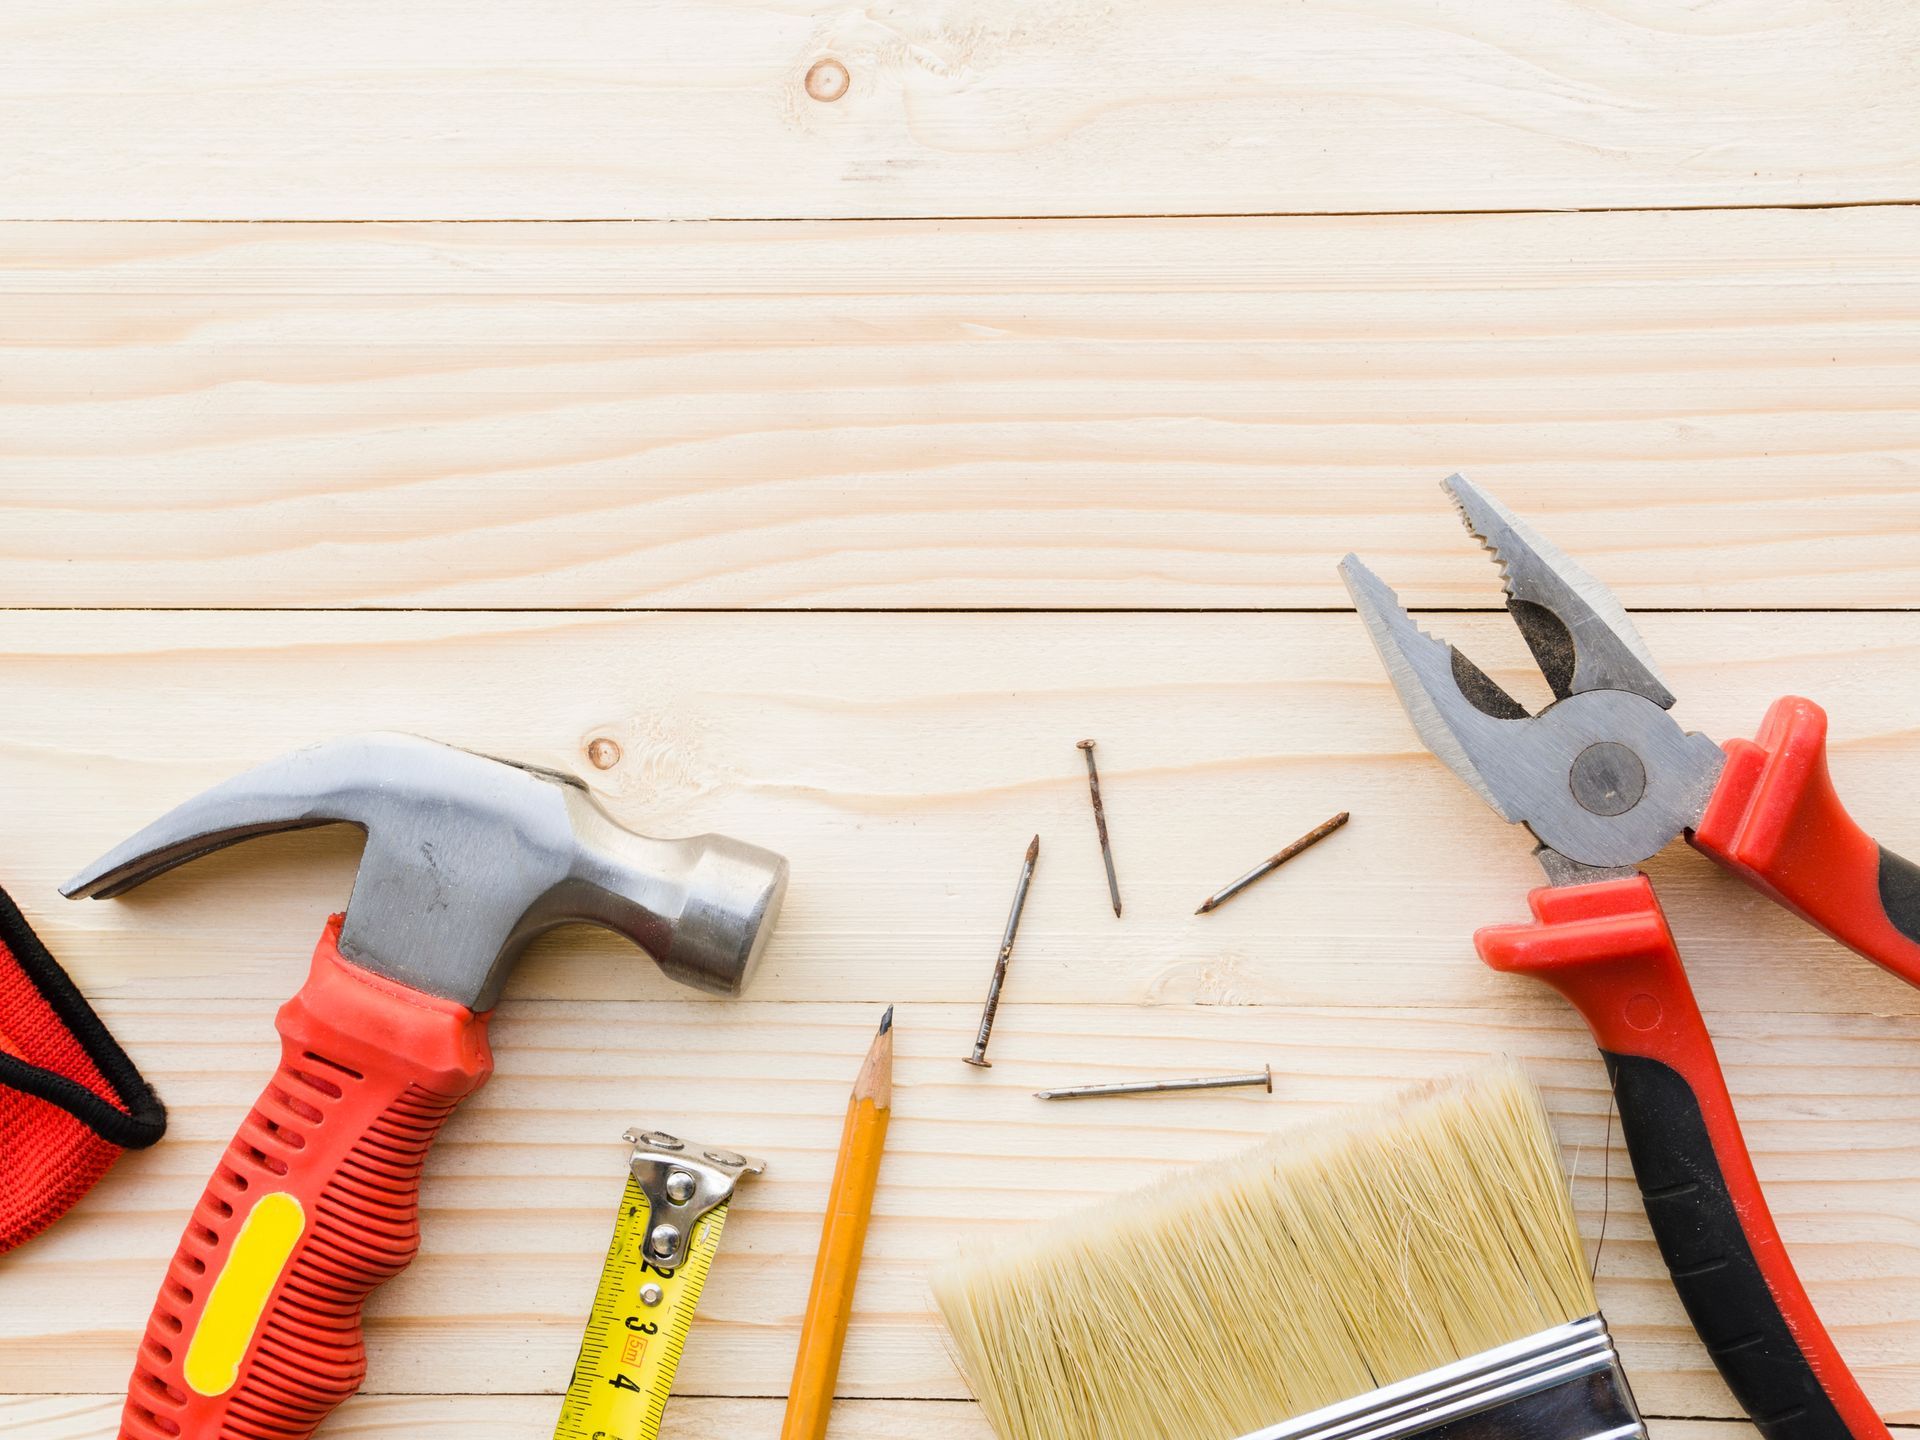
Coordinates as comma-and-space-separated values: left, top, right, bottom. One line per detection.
1194, 899, 1215, 915
1025, 834, 1040, 864
879, 1005, 894, 1036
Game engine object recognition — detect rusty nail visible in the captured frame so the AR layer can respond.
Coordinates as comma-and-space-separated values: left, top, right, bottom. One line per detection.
1036, 1066, 1273, 1101
1195, 812, 1350, 915
1077, 740, 1122, 918
964, 835, 1040, 1067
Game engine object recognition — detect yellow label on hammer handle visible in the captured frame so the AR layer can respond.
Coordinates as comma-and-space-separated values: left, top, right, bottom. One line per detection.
183, 1191, 306, 1397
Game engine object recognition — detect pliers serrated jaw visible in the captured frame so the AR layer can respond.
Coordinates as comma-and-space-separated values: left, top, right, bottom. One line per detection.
1340, 476, 1725, 877
1338, 475, 1916, 1440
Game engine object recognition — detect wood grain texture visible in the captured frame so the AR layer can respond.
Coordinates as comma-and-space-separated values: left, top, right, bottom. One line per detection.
6, 4, 1918, 1437
0, 1398, 1841, 1440
0, 610, 1918, 1425
1, 2, 1918, 220
4, 609, 1919, 1019
1, 210, 1918, 610
0, 1000, 1914, 1422
0, 1395, 995, 1438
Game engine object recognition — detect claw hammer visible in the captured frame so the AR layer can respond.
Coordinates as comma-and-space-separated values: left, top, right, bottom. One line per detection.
61, 733, 790, 1440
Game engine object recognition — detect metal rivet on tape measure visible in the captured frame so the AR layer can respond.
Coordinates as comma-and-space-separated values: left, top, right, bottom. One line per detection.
551, 1129, 765, 1440
622, 1126, 766, 1270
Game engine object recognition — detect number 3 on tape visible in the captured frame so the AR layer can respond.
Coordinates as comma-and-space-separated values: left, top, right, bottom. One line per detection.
553, 1129, 765, 1440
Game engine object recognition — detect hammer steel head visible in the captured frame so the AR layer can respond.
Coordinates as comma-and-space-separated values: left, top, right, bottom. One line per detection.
61, 734, 789, 1011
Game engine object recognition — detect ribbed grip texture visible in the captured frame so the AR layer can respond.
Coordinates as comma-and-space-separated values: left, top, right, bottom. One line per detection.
121, 921, 493, 1440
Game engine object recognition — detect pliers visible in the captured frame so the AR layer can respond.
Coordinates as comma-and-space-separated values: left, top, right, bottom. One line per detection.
1341, 476, 1914, 1440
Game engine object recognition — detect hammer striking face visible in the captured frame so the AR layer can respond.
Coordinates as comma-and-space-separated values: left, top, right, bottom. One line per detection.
65, 732, 788, 1440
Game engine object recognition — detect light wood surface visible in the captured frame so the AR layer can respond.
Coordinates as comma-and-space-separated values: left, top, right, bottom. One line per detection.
1, 1396, 999, 1439
3, 610, 1919, 1020
4, 4, 1919, 1437
0, 609, 1917, 1432
2, 995, 1917, 1418
0, 1398, 1835, 1440
2, 2, 1918, 219
1, 211, 1918, 610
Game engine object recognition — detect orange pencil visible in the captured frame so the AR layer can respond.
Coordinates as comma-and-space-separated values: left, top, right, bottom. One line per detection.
780, 1006, 894, 1440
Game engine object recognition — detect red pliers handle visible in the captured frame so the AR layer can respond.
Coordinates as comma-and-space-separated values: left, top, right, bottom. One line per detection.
1344, 481, 1909, 1440
1694, 697, 1920, 984
1480, 696, 1910, 1440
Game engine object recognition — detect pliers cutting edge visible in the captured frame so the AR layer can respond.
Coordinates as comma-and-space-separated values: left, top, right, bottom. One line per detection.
1342, 476, 1916, 1440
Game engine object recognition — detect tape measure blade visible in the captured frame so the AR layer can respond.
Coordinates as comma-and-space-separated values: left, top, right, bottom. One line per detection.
553, 1174, 731, 1440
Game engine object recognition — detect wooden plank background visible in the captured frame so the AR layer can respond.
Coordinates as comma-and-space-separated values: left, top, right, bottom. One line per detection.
1, 4, 1918, 1438
1, 1, 1917, 219
2, 212, 1918, 610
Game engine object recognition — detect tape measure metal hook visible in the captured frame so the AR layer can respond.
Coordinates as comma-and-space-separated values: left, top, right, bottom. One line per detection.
624, 1127, 765, 1268
553, 1128, 765, 1440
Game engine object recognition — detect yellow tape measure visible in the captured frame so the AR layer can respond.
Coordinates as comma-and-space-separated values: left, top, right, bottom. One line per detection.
554, 1128, 764, 1440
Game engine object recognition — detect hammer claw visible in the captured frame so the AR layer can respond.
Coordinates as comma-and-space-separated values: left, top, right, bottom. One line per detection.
69, 731, 787, 1440
64, 732, 789, 1010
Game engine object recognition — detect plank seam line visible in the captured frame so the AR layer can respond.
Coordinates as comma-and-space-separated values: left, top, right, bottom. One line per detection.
14, 1392, 1903, 1425
1, 606, 1916, 617
1, 198, 1918, 223
145, 997, 1920, 1022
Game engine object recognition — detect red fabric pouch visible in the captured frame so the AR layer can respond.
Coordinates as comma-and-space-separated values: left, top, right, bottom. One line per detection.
0, 885, 164, 1253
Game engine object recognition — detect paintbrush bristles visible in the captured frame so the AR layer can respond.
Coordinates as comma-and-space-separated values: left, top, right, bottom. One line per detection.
933, 1061, 1593, 1440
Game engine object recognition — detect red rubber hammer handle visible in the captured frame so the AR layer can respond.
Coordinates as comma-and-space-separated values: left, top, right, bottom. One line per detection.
1477, 877, 1887, 1440
1694, 696, 1920, 989
121, 918, 493, 1440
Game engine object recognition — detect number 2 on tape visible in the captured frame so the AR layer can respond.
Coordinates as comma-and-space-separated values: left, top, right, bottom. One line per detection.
552, 1130, 764, 1440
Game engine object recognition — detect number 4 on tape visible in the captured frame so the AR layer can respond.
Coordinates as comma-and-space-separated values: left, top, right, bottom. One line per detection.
553, 1129, 764, 1440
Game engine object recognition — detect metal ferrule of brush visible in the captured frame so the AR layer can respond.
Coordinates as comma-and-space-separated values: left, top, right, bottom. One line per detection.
1238, 1317, 1645, 1440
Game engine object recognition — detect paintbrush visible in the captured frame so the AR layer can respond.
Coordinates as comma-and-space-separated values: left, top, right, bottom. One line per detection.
933, 1060, 1639, 1440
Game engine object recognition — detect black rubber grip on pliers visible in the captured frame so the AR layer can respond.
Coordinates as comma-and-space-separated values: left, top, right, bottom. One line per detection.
1603, 1052, 1853, 1440
1879, 848, 1920, 946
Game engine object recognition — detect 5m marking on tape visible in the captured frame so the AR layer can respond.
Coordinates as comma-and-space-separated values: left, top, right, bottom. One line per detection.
552, 1130, 763, 1440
